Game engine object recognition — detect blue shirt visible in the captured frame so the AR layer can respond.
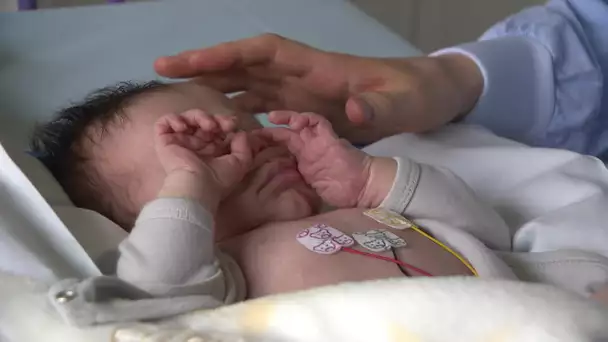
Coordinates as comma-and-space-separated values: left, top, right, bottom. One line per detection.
435, 0, 608, 158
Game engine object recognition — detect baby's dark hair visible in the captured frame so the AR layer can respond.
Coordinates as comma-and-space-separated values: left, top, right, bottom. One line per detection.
30, 81, 168, 229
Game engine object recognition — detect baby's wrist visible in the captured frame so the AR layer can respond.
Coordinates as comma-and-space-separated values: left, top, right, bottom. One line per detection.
159, 170, 221, 213
357, 157, 397, 208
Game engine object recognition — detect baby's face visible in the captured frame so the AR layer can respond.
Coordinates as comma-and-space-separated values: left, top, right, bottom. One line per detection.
95, 82, 320, 232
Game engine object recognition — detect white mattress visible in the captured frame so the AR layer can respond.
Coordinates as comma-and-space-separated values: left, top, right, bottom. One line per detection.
0, 0, 420, 149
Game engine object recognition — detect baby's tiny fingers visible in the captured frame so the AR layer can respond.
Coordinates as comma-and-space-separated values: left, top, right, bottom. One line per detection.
248, 131, 271, 153
181, 109, 219, 132
215, 115, 238, 133
302, 112, 337, 138
229, 131, 253, 168
255, 128, 303, 154
289, 114, 310, 131
154, 116, 172, 136
166, 113, 189, 132
155, 114, 186, 135
214, 131, 252, 183
199, 143, 226, 157
268, 110, 298, 126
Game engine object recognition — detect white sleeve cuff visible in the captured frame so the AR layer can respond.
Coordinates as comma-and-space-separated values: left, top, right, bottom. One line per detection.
431, 37, 554, 146
379, 157, 420, 214
136, 197, 214, 232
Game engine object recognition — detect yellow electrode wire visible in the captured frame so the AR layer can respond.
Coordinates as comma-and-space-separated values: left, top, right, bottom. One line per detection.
409, 224, 479, 276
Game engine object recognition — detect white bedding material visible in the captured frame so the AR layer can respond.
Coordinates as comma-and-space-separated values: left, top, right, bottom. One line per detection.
1, 273, 607, 341
0, 144, 100, 282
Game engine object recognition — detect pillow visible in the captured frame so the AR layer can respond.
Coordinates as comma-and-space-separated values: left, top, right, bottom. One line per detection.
5, 145, 126, 262
7, 147, 72, 206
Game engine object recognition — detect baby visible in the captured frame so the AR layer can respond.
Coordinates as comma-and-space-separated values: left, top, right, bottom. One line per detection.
33, 81, 533, 325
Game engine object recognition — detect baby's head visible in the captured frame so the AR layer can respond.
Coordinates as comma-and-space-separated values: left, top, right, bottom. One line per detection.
31, 81, 320, 233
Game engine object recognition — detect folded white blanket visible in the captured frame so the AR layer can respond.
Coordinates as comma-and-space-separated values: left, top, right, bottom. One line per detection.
1, 272, 607, 341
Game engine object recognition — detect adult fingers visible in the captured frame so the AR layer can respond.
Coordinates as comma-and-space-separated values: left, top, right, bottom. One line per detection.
189, 71, 249, 93
345, 91, 409, 131
231, 91, 282, 114
345, 95, 375, 126
155, 34, 286, 78
153, 49, 199, 78
189, 65, 283, 93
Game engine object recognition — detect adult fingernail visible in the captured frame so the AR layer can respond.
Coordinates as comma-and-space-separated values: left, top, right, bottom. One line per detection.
358, 97, 375, 122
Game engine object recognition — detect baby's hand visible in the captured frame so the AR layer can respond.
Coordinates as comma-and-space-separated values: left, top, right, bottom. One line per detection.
154, 109, 252, 210
259, 111, 373, 208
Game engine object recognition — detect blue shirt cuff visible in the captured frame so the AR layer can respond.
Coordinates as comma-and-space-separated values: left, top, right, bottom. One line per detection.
431, 37, 555, 147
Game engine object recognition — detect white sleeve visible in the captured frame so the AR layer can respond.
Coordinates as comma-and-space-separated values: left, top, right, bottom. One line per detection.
380, 157, 511, 251
431, 0, 605, 156
117, 198, 228, 300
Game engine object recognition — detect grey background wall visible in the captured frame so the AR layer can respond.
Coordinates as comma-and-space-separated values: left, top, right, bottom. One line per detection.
351, 0, 546, 52
1, 0, 546, 52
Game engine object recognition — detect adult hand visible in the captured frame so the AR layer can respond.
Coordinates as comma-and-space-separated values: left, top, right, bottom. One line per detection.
155, 34, 483, 144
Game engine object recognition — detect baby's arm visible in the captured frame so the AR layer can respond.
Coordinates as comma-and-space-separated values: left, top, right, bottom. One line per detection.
117, 110, 250, 300
262, 111, 510, 251
117, 172, 229, 299
50, 111, 251, 327
373, 156, 511, 251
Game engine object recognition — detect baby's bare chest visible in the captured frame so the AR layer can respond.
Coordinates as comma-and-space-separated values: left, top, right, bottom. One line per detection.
221, 208, 472, 299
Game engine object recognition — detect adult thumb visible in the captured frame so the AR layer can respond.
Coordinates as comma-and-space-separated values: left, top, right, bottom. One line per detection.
345, 91, 400, 127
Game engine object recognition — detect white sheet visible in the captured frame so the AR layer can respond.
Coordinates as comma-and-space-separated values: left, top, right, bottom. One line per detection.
0, 144, 100, 282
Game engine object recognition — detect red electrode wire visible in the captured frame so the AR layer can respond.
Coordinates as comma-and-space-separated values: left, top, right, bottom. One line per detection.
342, 247, 433, 277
